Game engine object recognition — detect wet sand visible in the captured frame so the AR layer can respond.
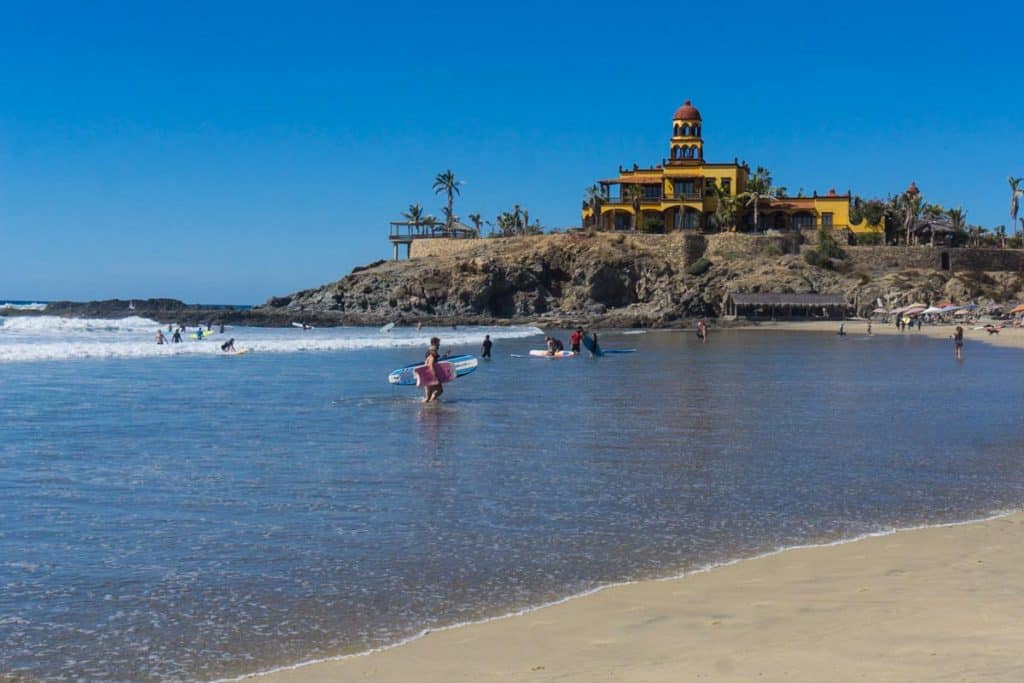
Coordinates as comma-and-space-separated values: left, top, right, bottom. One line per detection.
253, 320, 1024, 682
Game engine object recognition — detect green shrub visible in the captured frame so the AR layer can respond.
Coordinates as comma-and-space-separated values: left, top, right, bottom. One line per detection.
855, 232, 883, 246
640, 217, 665, 234
803, 250, 824, 267
761, 242, 783, 257
686, 256, 712, 276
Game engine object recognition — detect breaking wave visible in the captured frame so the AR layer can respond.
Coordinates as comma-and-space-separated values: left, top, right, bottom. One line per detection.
0, 316, 543, 363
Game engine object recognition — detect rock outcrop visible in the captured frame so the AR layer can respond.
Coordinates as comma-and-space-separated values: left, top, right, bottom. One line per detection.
257, 233, 1024, 327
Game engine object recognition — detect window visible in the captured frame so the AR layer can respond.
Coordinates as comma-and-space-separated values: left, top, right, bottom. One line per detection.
721, 178, 731, 194
821, 213, 833, 228
683, 209, 701, 229
642, 184, 660, 200
793, 213, 815, 229
674, 180, 695, 198
704, 178, 715, 193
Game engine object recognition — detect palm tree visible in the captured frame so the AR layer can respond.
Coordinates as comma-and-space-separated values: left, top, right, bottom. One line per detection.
467, 213, 483, 237
946, 206, 967, 246
710, 184, 738, 232
995, 224, 1007, 248
623, 185, 644, 231
902, 193, 924, 245
738, 166, 775, 231
401, 203, 425, 234
1009, 177, 1023, 241
421, 214, 438, 234
433, 170, 461, 228
584, 184, 603, 230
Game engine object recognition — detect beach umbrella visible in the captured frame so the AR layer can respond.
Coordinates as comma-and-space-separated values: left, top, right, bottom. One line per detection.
1010, 303, 1024, 314
872, 307, 889, 314
939, 304, 963, 312
922, 306, 945, 314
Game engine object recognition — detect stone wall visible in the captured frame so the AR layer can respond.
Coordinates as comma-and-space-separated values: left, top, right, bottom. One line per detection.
844, 246, 1024, 273
705, 232, 802, 259
409, 237, 490, 259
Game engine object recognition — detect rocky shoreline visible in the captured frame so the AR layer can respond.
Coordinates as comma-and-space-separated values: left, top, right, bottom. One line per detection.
8, 233, 1023, 328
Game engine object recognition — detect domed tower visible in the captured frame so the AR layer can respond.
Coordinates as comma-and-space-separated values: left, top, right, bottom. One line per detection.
669, 100, 703, 163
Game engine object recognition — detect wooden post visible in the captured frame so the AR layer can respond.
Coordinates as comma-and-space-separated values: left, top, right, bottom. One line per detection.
393, 243, 399, 261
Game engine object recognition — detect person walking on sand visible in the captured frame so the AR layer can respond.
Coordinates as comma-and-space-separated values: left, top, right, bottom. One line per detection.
867, 321, 873, 336
953, 326, 964, 360
481, 334, 492, 359
569, 328, 583, 354
423, 337, 444, 403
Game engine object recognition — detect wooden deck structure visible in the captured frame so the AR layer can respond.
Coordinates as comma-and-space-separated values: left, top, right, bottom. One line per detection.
725, 292, 850, 320
388, 221, 479, 260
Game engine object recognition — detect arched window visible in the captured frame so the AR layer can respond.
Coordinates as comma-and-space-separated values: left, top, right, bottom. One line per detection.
683, 147, 691, 159
695, 146, 702, 159
695, 125, 701, 137
682, 124, 691, 136
674, 124, 679, 136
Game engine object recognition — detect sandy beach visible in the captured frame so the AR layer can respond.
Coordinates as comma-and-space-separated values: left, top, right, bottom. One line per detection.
255, 322, 1024, 683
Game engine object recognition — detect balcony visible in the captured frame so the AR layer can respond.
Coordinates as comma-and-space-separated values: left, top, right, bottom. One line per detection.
598, 191, 703, 204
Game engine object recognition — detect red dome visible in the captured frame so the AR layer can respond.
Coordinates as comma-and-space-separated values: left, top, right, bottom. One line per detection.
673, 99, 702, 121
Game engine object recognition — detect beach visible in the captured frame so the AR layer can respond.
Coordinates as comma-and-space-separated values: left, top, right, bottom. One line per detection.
260, 512, 1024, 682
254, 321, 1024, 683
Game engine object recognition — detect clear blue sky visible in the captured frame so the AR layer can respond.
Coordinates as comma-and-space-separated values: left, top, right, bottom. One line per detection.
2, 1, 1022, 304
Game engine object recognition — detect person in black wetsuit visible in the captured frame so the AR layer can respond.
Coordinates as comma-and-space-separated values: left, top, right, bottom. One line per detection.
481, 334, 492, 359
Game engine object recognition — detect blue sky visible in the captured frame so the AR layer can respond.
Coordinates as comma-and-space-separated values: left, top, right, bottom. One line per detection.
2, 1, 1022, 304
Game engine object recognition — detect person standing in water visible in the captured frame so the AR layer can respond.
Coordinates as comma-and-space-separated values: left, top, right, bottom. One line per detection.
424, 337, 444, 403
697, 320, 708, 344
481, 334, 492, 359
156, 329, 166, 345
171, 328, 182, 343
569, 328, 583, 354
953, 325, 964, 360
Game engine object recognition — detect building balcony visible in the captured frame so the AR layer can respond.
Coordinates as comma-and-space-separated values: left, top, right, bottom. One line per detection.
598, 192, 703, 204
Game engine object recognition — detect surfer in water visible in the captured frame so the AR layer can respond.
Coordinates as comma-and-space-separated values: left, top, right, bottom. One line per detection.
172, 328, 182, 343
481, 334, 492, 359
545, 335, 564, 356
156, 329, 166, 345
424, 337, 444, 403
697, 320, 707, 344
195, 327, 205, 340
221, 338, 236, 353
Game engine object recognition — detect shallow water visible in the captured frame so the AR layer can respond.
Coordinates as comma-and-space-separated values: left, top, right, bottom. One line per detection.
2, 323, 1023, 681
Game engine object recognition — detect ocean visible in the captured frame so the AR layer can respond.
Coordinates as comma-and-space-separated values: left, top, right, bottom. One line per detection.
2, 317, 1023, 681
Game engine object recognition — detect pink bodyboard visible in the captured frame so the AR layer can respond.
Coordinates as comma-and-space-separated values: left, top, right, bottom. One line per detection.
414, 361, 456, 387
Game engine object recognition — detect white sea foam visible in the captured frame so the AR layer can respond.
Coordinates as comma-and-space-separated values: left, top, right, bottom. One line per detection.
0, 316, 543, 363
0, 301, 47, 311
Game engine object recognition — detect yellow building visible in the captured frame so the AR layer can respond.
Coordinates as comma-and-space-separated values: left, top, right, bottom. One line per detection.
583, 100, 881, 238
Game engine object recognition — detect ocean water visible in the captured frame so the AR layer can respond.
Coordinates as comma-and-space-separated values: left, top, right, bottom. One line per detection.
2, 319, 1024, 681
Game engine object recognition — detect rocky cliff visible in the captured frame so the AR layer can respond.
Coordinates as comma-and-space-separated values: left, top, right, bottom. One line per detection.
258, 233, 1024, 327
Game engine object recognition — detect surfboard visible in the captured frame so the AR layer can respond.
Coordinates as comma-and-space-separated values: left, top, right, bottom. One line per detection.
602, 348, 637, 354
388, 354, 479, 385
379, 322, 396, 334
414, 361, 456, 387
528, 350, 576, 358
190, 331, 218, 339
582, 335, 603, 356
220, 348, 251, 356
291, 322, 314, 329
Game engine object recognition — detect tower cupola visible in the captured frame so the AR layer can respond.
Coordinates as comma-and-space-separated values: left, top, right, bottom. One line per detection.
669, 99, 703, 163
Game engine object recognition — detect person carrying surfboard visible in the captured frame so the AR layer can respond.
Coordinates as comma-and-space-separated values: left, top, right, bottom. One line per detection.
423, 337, 444, 402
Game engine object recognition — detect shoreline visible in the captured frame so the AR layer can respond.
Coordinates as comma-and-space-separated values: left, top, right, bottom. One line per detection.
238, 321, 1024, 682
246, 509, 1024, 682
